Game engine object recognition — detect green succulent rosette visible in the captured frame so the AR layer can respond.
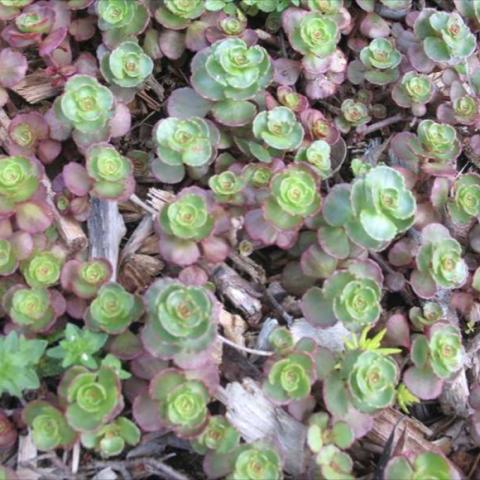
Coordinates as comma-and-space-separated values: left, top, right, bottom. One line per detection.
142, 278, 217, 363
253, 107, 304, 151
385, 452, 455, 480
192, 415, 240, 455
289, 12, 339, 58
268, 327, 294, 354
154, 117, 218, 168
414, 10, 476, 65
148, 368, 209, 437
453, 95, 479, 124
263, 165, 321, 231
392, 71, 434, 109
341, 166, 416, 250
59, 366, 124, 432
0, 156, 40, 212
154, 0, 204, 29
302, 260, 383, 331
208, 171, 245, 203
428, 323, 463, 379
81, 416, 140, 458
447, 173, 480, 224
101, 41, 153, 88
96, 0, 149, 46
191, 38, 272, 102
307, 412, 354, 454
86, 282, 144, 335
61, 258, 112, 299
263, 352, 314, 404
21, 251, 63, 288
348, 350, 399, 413
59, 75, 114, 134
417, 120, 461, 163
158, 191, 214, 241
86, 143, 134, 201
0, 239, 16, 275
315, 444, 354, 480
294, 140, 331, 179
337, 99, 371, 132
409, 302, 443, 331
23, 400, 76, 451
228, 443, 282, 480
7, 286, 58, 332
360, 38, 401, 85
414, 224, 467, 295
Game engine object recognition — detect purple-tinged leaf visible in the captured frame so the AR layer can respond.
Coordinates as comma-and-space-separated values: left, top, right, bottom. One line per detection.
167, 87, 212, 119
0, 49, 27, 88
63, 163, 92, 197
403, 366, 443, 400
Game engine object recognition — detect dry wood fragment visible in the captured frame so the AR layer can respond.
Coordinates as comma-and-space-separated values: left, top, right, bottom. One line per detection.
120, 215, 154, 262
216, 378, 307, 476
204, 262, 262, 324
118, 253, 164, 292
87, 198, 126, 281
10, 72, 61, 104
439, 369, 471, 418
0, 108, 10, 144
219, 308, 247, 348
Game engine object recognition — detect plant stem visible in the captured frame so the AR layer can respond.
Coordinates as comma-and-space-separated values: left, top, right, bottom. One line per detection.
218, 334, 273, 356
357, 114, 406, 136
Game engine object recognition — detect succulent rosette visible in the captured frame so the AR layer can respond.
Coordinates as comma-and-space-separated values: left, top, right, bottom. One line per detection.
142, 278, 218, 364
154, 0, 205, 29
302, 259, 383, 331
322, 166, 416, 251
156, 188, 227, 266
385, 452, 458, 480
6, 112, 51, 158
192, 415, 240, 455
336, 99, 371, 132
21, 251, 63, 288
85, 283, 143, 335
59, 366, 124, 432
152, 117, 220, 183
61, 258, 112, 299
294, 140, 331, 179
85, 143, 134, 201
284, 10, 340, 59
392, 72, 434, 116
0, 0, 33, 21
142, 368, 209, 437
23, 401, 76, 451
191, 37, 272, 101
96, 0, 149, 47
359, 38, 401, 85
5, 286, 65, 333
411, 224, 467, 298
263, 165, 321, 231
315, 444, 354, 480
80, 416, 140, 458
414, 10, 476, 65
101, 41, 153, 89
417, 120, 461, 163
263, 352, 315, 404
405, 323, 464, 400
253, 107, 304, 152
409, 302, 443, 331
347, 350, 399, 413
208, 171, 245, 204
447, 173, 480, 225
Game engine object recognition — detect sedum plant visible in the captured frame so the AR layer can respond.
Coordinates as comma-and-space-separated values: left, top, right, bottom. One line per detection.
59, 365, 124, 432
302, 259, 383, 331
414, 10, 476, 65
252, 107, 304, 151
385, 451, 458, 480
85, 283, 143, 335
21, 251, 63, 289
101, 41, 153, 89
411, 224, 467, 298
447, 173, 480, 225
294, 140, 331, 179
263, 352, 314, 404
417, 120, 461, 164
284, 11, 340, 59
81, 416, 140, 458
392, 72, 434, 117
336, 99, 371, 132
5, 286, 65, 333
154, 0, 205, 29
142, 278, 218, 365
192, 415, 240, 455
143, 368, 209, 437
61, 258, 112, 299
409, 302, 444, 332
47, 323, 108, 370
359, 38, 402, 85
208, 170, 245, 204
23, 401, 76, 451
0, 331, 47, 398
0, 239, 17, 276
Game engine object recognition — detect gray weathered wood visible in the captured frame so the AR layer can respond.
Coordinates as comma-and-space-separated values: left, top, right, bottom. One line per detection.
87, 198, 126, 281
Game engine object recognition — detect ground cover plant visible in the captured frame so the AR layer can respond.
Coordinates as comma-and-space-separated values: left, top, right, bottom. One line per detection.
3, 0, 480, 479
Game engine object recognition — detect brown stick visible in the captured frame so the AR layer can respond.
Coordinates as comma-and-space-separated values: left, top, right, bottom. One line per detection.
10, 72, 60, 104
